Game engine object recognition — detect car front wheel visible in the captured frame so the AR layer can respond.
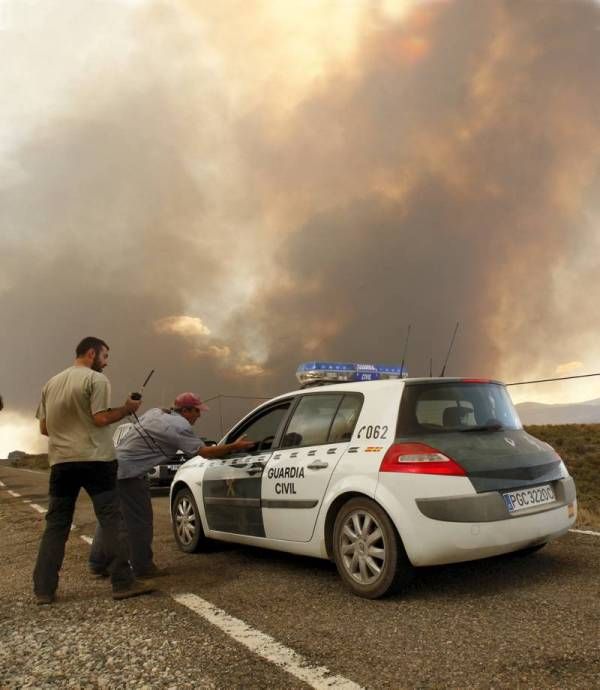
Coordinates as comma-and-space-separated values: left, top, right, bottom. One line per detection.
332, 497, 413, 599
172, 487, 206, 553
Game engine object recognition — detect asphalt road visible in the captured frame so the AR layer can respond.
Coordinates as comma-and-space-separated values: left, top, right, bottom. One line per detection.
0, 464, 598, 689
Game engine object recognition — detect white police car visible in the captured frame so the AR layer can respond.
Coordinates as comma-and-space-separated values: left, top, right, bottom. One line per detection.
170, 362, 577, 598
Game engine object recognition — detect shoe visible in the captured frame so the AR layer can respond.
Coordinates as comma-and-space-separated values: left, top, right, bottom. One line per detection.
112, 580, 156, 601
135, 564, 169, 579
35, 594, 55, 605
90, 568, 110, 579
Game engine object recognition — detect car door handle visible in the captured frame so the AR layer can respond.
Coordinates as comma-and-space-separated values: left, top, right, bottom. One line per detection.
246, 467, 264, 476
307, 460, 329, 470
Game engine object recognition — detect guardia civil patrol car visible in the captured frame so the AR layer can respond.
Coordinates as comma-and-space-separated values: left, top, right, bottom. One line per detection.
170, 362, 577, 598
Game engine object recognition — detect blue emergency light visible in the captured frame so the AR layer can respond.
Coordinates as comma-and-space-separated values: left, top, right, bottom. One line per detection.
296, 361, 407, 385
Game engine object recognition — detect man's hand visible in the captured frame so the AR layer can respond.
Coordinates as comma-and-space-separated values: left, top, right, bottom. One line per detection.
125, 395, 142, 414
93, 397, 142, 427
230, 435, 256, 452
198, 435, 257, 459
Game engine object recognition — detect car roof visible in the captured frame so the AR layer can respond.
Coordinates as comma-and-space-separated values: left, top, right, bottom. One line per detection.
265, 377, 505, 404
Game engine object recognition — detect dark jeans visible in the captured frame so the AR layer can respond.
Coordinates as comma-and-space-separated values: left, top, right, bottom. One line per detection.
33, 461, 133, 596
90, 476, 154, 577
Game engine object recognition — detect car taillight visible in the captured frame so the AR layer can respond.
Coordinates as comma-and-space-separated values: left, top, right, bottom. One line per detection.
379, 443, 466, 476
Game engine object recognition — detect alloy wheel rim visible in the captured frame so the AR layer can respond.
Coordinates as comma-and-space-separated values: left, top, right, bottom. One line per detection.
175, 497, 196, 545
340, 510, 386, 585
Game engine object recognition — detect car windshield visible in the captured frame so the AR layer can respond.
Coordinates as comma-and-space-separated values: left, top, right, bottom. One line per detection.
396, 382, 522, 435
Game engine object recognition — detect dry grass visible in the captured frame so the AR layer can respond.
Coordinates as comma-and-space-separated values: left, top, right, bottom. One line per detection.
526, 423, 600, 528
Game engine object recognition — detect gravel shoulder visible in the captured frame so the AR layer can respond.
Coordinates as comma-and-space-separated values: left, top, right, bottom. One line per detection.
0, 489, 305, 690
1, 466, 599, 689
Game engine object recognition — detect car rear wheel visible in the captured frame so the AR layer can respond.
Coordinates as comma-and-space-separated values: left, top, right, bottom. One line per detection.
332, 497, 413, 599
172, 488, 206, 553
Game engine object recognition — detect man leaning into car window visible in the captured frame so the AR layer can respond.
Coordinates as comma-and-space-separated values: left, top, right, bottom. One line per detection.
89, 392, 255, 579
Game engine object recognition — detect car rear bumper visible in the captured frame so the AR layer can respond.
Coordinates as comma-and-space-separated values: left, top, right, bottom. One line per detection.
415, 476, 576, 522
375, 474, 577, 567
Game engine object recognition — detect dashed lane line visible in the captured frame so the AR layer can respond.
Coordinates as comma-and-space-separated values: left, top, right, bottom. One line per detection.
80, 535, 93, 545
2, 488, 85, 529
172, 592, 363, 690
0, 480, 5, 487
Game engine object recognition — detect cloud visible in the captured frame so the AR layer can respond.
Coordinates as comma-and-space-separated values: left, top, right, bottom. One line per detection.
555, 361, 584, 376
154, 316, 211, 338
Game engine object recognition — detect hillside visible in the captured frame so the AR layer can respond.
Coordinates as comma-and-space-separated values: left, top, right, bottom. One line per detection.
525, 424, 600, 526
517, 399, 600, 425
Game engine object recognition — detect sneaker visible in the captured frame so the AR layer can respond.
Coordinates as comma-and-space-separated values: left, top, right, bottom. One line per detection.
135, 564, 169, 579
112, 580, 156, 601
35, 594, 55, 606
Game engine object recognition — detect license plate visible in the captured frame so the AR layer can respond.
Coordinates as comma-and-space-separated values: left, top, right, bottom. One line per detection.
503, 484, 555, 513
167, 464, 180, 471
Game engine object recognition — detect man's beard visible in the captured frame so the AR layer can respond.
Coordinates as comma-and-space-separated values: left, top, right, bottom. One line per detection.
91, 354, 104, 373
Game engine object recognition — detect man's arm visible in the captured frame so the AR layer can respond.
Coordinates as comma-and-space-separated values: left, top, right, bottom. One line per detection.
198, 436, 256, 459
92, 397, 142, 427
39, 419, 48, 436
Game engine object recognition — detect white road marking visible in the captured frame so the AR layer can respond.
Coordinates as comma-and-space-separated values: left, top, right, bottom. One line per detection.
173, 593, 363, 690
7, 490, 21, 497
30, 504, 47, 514
0, 480, 5, 487
570, 528, 600, 537
23, 499, 32, 503
80, 535, 93, 545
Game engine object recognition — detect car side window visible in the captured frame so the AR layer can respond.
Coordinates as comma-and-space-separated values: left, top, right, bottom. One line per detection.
328, 394, 363, 443
281, 394, 343, 448
226, 402, 291, 453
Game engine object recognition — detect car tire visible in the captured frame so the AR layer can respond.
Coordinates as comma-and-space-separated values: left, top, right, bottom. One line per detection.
332, 497, 413, 599
172, 487, 207, 553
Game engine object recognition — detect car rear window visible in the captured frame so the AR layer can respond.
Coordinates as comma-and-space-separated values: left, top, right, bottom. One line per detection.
396, 382, 522, 436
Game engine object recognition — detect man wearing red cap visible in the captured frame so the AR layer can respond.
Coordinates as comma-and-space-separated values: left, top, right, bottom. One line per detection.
90, 392, 254, 578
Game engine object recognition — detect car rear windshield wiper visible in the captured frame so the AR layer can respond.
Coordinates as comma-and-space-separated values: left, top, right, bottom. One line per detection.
460, 423, 504, 432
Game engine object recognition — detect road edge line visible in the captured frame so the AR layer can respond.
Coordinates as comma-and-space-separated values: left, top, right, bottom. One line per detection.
569, 528, 600, 537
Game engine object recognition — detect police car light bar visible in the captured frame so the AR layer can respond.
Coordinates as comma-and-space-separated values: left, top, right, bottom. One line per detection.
296, 361, 407, 385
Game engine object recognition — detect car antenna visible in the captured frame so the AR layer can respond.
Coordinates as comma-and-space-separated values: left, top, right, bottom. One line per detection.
400, 324, 411, 377
439, 321, 459, 377
125, 368, 171, 460
131, 369, 155, 401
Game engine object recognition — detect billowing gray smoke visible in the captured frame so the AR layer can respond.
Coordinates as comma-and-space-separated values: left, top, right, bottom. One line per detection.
1, 0, 600, 446
235, 0, 600, 394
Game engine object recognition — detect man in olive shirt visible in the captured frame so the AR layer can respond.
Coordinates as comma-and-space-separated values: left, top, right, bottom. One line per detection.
33, 336, 154, 604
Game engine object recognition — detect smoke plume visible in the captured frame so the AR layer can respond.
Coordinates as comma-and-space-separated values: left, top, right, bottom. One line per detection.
1, 0, 600, 451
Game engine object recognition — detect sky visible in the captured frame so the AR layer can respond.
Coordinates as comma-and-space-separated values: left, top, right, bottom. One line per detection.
1, 0, 600, 456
